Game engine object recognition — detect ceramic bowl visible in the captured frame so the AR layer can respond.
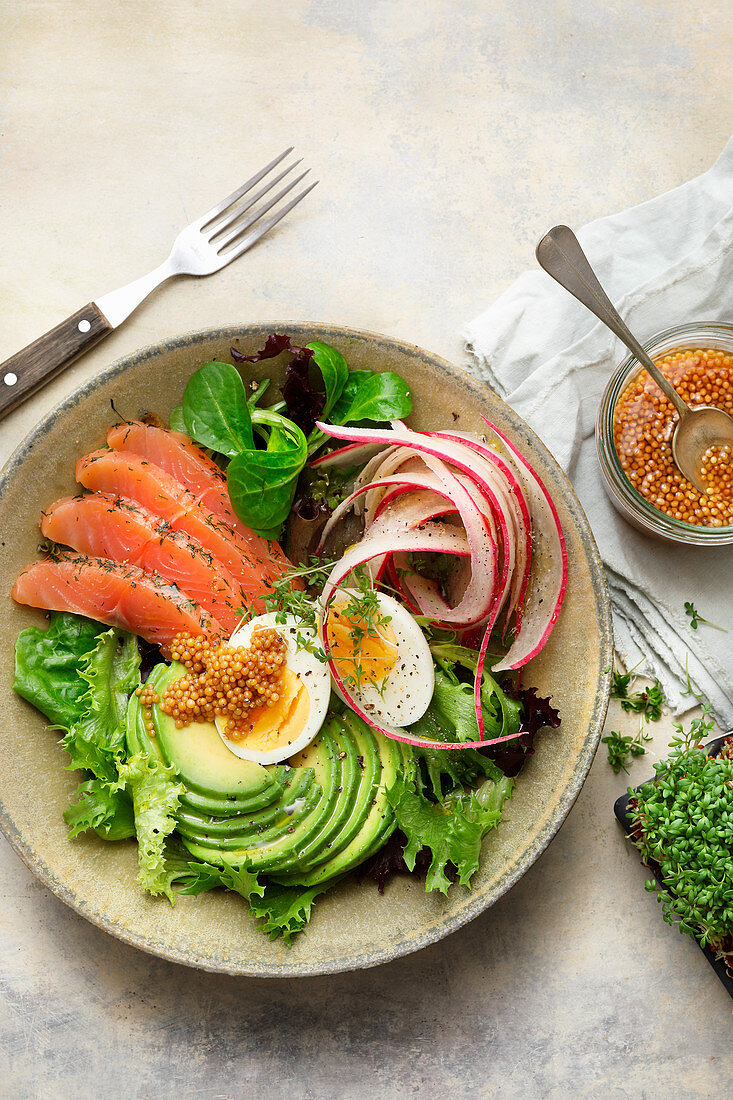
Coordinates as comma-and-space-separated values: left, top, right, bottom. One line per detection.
0, 323, 612, 976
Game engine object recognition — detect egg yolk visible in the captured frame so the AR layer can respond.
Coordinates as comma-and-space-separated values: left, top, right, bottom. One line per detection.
220, 668, 311, 752
326, 600, 398, 686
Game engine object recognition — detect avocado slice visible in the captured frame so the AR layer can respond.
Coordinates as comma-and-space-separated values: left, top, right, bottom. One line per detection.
148, 663, 277, 800
126, 690, 164, 762
262, 715, 363, 875
178, 778, 288, 819
272, 711, 381, 879
175, 766, 320, 848
182, 726, 343, 874
175, 765, 316, 841
274, 723, 413, 887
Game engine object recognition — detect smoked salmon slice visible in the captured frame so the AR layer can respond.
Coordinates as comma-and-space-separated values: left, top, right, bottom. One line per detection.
107, 421, 293, 573
12, 554, 226, 656
41, 494, 248, 635
75, 450, 287, 609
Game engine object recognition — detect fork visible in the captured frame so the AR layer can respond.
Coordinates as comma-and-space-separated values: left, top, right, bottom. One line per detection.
0, 148, 317, 421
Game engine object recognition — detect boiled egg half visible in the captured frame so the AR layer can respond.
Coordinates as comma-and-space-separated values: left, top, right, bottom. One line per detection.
324, 590, 434, 727
215, 612, 331, 765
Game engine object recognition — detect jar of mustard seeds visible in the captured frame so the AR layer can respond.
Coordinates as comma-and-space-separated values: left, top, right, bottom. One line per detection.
596, 322, 733, 545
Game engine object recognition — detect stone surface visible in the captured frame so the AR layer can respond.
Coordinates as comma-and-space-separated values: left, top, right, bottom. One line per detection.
1, 1, 732, 1096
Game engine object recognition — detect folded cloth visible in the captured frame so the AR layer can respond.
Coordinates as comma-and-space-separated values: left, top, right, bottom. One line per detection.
465, 136, 733, 729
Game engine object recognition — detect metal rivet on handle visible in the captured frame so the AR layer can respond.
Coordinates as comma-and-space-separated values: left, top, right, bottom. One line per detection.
78, 319, 91, 333
4, 373, 18, 386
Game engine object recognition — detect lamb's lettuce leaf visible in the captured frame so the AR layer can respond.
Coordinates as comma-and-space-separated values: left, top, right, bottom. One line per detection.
179, 339, 413, 537
329, 369, 412, 427
182, 361, 254, 456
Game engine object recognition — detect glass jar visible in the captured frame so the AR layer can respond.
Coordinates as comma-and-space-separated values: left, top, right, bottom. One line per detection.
596, 321, 733, 546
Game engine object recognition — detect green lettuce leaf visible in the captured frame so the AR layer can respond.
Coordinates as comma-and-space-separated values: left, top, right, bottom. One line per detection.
182, 360, 255, 456
248, 880, 340, 945
14, 611, 102, 727
116, 753, 185, 901
410, 676, 505, 801
330, 369, 412, 426
387, 773, 514, 895
163, 844, 335, 944
61, 628, 141, 781
63, 778, 135, 841
168, 855, 264, 902
429, 643, 522, 742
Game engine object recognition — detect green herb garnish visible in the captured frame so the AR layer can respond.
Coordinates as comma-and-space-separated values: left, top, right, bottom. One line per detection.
602, 727, 653, 774
606, 660, 666, 771
684, 600, 727, 632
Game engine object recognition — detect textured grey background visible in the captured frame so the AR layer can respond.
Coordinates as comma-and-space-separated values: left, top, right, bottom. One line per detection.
1, 1, 732, 1097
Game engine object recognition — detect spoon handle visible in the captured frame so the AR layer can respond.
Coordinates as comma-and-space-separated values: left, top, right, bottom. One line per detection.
536, 225, 689, 418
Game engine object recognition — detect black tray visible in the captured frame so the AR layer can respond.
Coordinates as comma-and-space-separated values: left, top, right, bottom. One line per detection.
613, 735, 733, 998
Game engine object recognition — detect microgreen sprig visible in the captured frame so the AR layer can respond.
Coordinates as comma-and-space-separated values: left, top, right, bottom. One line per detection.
684, 600, 727, 633
605, 658, 666, 772
602, 727, 654, 774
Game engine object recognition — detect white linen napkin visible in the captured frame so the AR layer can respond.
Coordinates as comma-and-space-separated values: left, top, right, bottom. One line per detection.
464, 137, 733, 729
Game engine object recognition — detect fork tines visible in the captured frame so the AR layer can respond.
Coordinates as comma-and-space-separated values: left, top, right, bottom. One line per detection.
198, 149, 317, 258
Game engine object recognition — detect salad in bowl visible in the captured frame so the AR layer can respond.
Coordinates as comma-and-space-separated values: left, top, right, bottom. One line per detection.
9, 332, 571, 949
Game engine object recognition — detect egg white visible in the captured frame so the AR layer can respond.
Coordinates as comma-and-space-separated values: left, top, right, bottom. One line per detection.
326, 591, 434, 727
216, 612, 331, 765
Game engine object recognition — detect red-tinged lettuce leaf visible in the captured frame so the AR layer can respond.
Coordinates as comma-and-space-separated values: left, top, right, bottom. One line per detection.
231, 333, 294, 363
386, 774, 513, 895
282, 349, 325, 434
231, 334, 324, 433
482, 684, 561, 777
356, 829, 436, 894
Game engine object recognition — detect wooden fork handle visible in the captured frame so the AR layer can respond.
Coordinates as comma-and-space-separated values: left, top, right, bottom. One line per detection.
0, 303, 112, 421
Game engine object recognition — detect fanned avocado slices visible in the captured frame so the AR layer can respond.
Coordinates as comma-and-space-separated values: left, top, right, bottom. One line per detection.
126, 666, 408, 887
273, 719, 413, 887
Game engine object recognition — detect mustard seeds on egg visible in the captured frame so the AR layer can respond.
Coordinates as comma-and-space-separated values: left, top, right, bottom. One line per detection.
613, 347, 733, 526
156, 629, 288, 732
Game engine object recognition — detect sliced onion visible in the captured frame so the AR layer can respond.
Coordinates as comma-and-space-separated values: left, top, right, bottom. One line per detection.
314, 419, 566, 748
310, 441, 387, 469
480, 419, 568, 671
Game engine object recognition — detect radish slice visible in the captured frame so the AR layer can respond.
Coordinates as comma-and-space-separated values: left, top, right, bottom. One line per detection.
480, 419, 568, 671
313, 419, 566, 748
310, 441, 387, 469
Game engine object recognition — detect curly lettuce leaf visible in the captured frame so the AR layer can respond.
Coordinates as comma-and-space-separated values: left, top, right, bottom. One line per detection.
430, 643, 522, 742
161, 845, 331, 945
116, 753, 185, 901
63, 778, 135, 841
409, 700, 504, 802
14, 611, 102, 727
248, 880, 340, 945
387, 774, 513, 895
61, 628, 141, 781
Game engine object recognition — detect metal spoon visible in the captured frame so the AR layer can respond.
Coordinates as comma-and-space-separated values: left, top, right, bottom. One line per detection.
535, 224, 733, 494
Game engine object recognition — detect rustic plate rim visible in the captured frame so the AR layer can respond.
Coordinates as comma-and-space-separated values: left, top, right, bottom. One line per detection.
0, 320, 613, 977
